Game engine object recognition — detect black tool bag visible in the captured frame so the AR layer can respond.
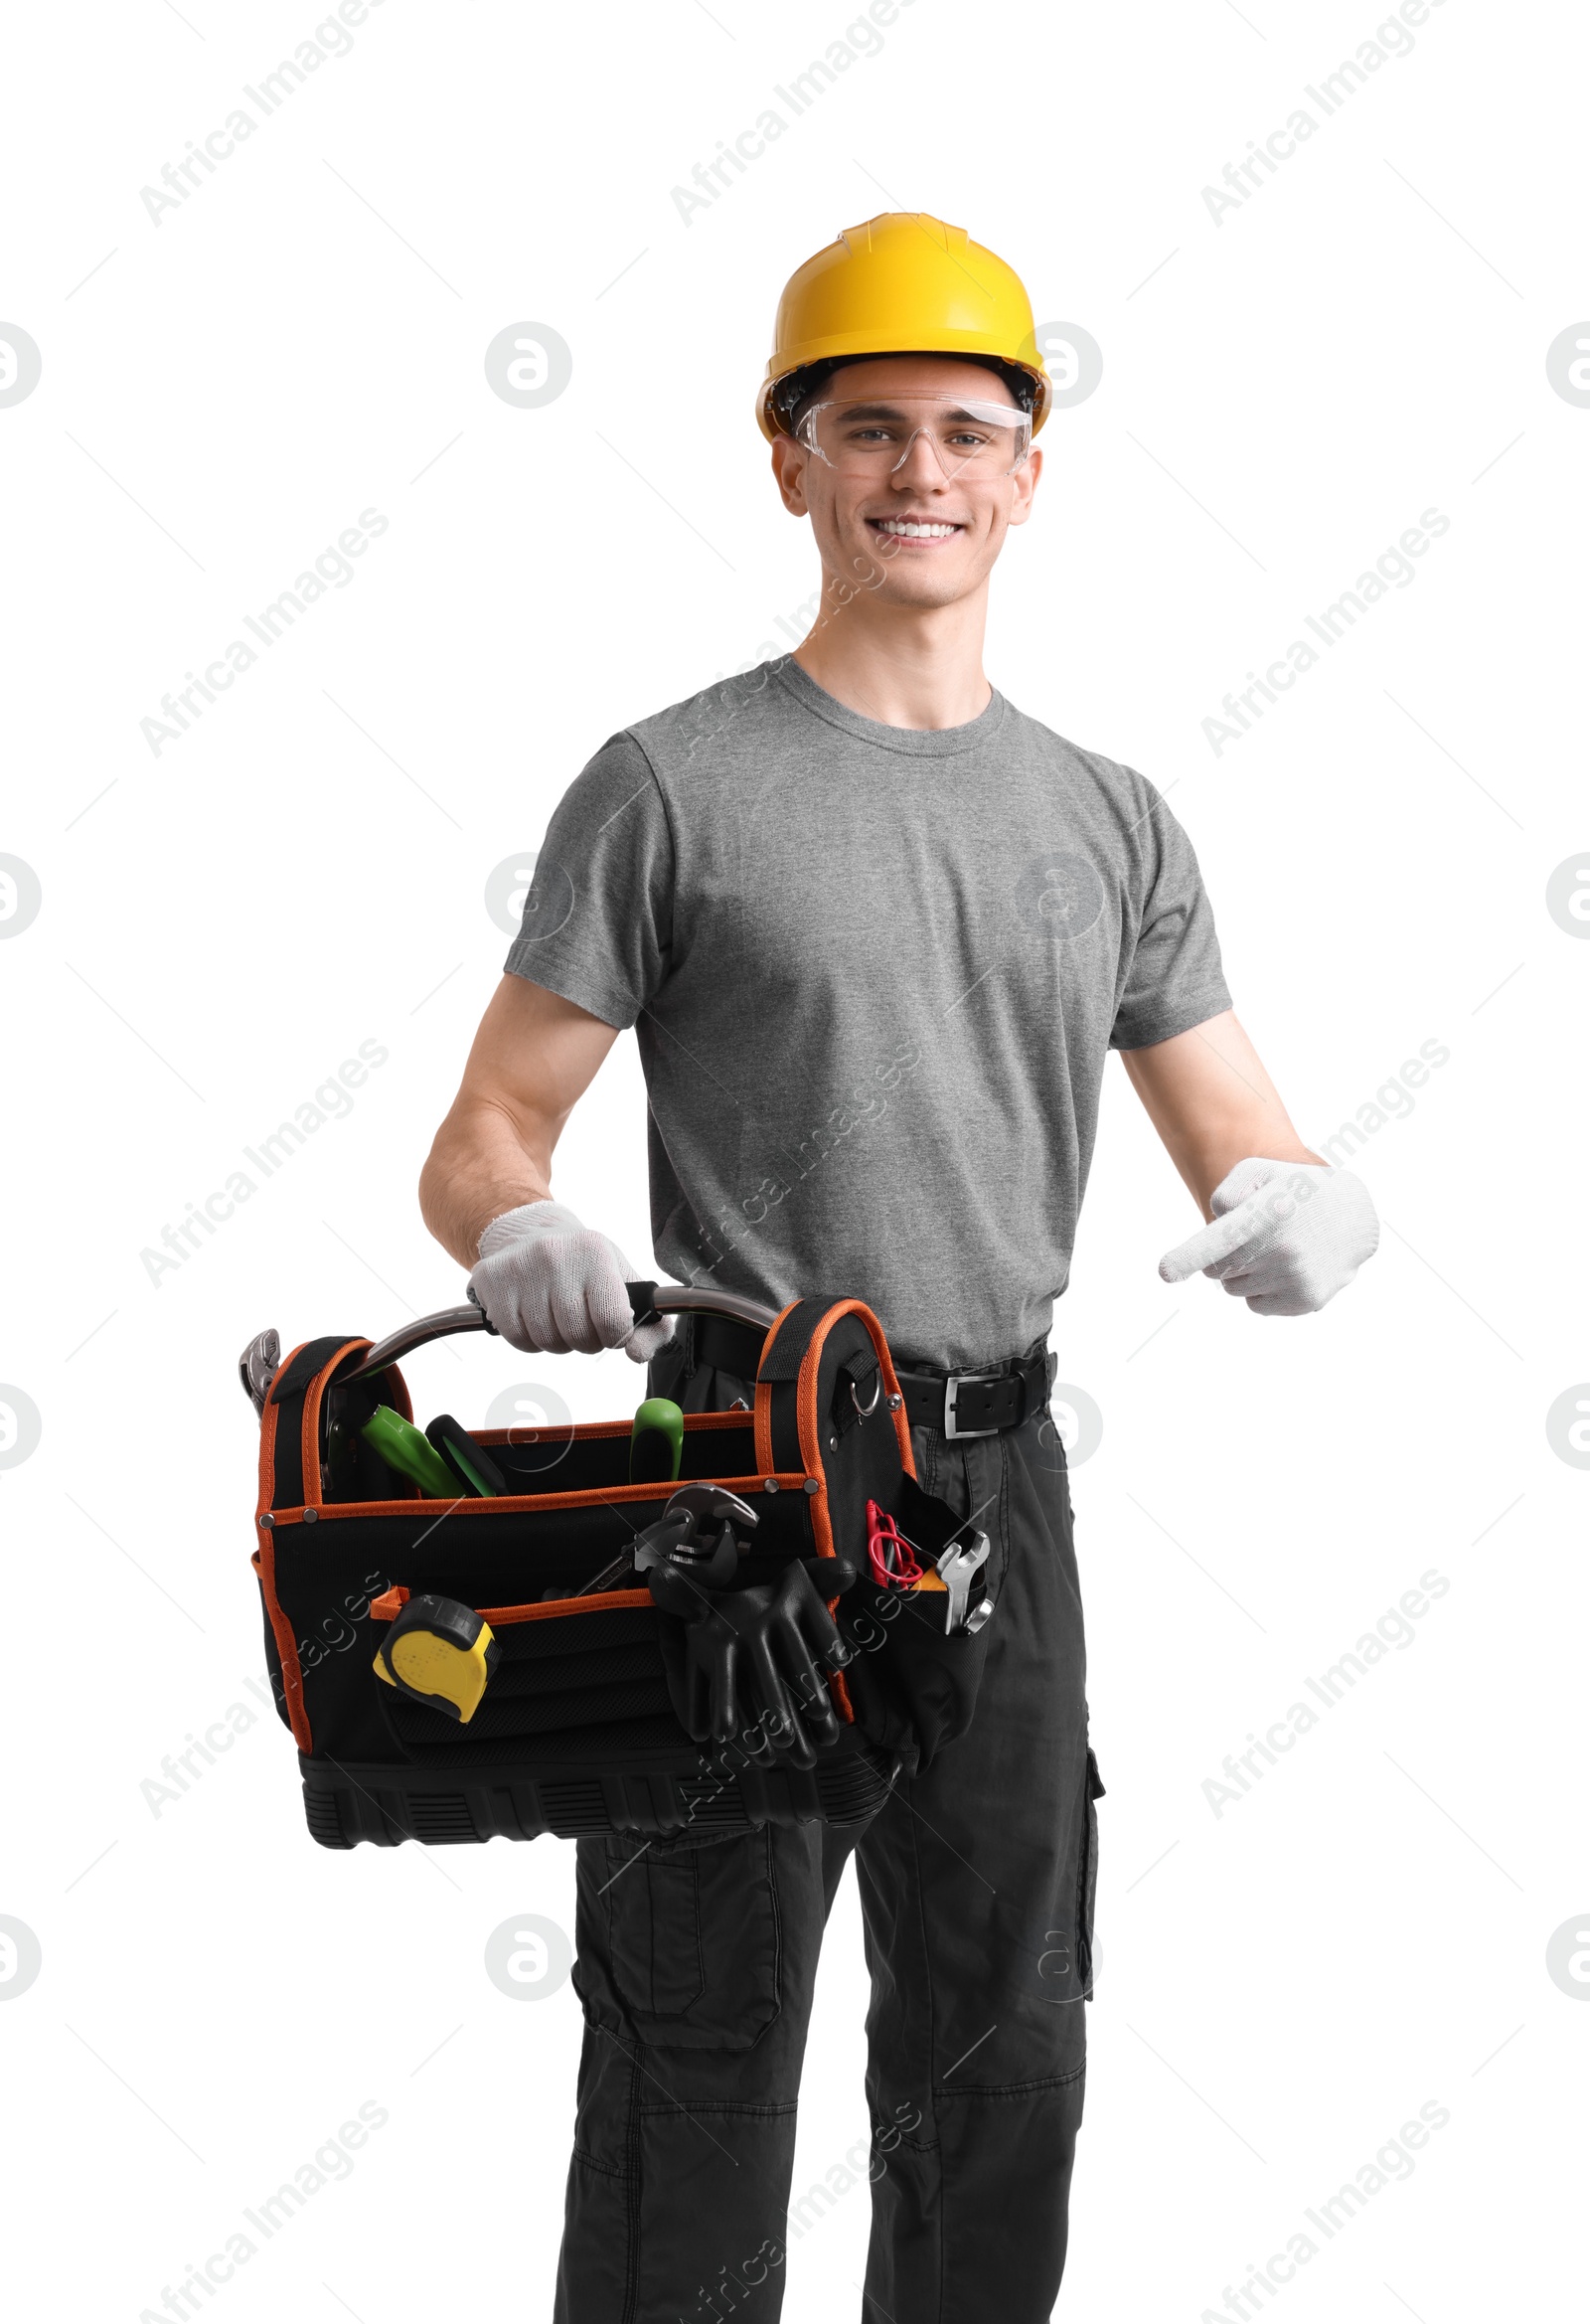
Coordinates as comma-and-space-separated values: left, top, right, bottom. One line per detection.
247, 1287, 997, 1849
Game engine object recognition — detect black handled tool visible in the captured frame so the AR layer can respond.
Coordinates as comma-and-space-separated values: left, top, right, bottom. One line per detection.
425, 1413, 507, 1498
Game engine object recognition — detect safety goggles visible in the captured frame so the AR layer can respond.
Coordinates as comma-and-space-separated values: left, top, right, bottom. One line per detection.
794, 393, 1033, 479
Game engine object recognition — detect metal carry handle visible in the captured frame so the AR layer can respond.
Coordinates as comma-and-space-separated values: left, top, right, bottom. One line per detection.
311, 1281, 780, 1392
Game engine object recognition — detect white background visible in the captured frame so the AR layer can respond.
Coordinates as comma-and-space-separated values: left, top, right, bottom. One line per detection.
1, 1, 1584, 2317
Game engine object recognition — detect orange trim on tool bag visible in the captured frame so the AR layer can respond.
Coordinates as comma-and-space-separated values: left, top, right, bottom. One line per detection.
302, 1340, 373, 1508
251, 1546, 313, 1751
257, 1376, 281, 1518
369, 1582, 653, 1624
473, 1410, 756, 1447
254, 1333, 403, 1752
261, 1471, 811, 1525
252, 1342, 317, 1752
486, 1589, 654, 1619
257, 1336, 308, 1518
796, 1300, 914, 1566
875, 1314, 916, 1480
256, 1336, 412, 1518
753, 1299, 803, 1477
800, 1301, 910, 1732
754, 1298, 909, 1731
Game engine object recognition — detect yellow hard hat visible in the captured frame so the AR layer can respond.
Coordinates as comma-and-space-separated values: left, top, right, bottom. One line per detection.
757, 212, 1050, 442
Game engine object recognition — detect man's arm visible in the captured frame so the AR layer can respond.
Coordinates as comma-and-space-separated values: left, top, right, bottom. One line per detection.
418, 974, 617, 1268
1118, 1009, 1323, 1221
1120, 1009, 1378, 1316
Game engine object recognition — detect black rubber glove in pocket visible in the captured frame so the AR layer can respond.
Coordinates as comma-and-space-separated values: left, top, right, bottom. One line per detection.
648, 1558, 858, 1768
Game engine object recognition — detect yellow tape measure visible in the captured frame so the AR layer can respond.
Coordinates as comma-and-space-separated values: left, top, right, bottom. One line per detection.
374, 1592, 499, 1723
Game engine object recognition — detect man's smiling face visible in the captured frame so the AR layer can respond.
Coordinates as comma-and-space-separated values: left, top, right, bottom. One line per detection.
772, 354, 1042, 609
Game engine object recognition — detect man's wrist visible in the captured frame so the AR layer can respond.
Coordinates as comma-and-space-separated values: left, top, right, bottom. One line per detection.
1192, 1143, 1328, 1216
476, 1197, 570, 1259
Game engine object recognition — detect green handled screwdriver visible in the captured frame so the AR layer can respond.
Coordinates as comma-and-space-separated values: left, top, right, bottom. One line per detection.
359, 1405, 458, 1499
629, 1397, 685, 1485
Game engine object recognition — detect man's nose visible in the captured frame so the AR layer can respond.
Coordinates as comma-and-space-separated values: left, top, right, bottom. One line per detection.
888, 426, 953, 484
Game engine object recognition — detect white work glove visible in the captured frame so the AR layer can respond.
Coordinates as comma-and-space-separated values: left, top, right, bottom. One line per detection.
468, 1201, 675, 1360
1158, 1157, 1378, 1317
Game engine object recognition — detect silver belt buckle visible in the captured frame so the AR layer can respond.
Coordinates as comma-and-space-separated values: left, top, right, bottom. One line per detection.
943, 1371, 1002, 1440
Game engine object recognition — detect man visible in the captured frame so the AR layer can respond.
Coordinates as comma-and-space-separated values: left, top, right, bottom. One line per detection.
420, 214, 1378, 2322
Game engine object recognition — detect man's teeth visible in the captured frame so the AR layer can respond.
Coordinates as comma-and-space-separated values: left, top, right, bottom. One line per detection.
875, 519, 960, 538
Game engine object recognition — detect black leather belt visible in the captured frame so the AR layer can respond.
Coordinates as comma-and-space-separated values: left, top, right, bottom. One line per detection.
893, 1351, 1051, 1439
692, 1313, 1050, 1440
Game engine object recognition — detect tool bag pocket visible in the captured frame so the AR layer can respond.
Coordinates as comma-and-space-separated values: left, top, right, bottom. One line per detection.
286, 1461, 822, 1773
832, 1469, 996, 1768
369, 1589, 675, 1763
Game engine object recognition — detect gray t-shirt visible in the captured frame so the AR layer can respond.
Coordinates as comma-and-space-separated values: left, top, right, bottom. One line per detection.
507, 656, 1229, 1368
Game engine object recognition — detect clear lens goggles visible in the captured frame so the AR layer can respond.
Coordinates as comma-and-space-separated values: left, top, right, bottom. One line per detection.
795, 393, 1033, 480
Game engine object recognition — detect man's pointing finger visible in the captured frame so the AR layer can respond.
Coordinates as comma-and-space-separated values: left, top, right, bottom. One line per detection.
1158, 1204, 1259, 1284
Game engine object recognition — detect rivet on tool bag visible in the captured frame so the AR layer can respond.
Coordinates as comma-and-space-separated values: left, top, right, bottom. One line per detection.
243, 1282, 998, 1850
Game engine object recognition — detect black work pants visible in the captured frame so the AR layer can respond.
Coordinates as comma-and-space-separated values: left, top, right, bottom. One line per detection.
553, 1338, 1099, 2324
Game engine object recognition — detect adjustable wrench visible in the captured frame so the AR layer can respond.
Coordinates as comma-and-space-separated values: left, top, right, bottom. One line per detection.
577, 1482, 759, 1597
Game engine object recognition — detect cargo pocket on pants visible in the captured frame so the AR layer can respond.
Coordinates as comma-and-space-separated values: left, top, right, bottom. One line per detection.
595, 1825, 782, 2050
1079, 1746, 1104, 1999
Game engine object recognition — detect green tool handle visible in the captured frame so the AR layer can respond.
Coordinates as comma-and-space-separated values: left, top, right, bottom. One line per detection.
630, 1397, 685, 1485
360, 1405, 459, 1499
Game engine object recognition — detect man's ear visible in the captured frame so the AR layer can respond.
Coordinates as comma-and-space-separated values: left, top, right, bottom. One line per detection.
770, 435, 810, 517
1006, 442, 1042, 529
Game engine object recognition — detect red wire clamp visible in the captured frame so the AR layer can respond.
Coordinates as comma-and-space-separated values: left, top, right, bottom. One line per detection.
866, 1498, 922, 1587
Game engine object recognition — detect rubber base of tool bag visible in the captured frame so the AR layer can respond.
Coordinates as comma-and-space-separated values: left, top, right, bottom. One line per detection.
299, 1730, 896, 1848
251, 1300, 996, 1849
